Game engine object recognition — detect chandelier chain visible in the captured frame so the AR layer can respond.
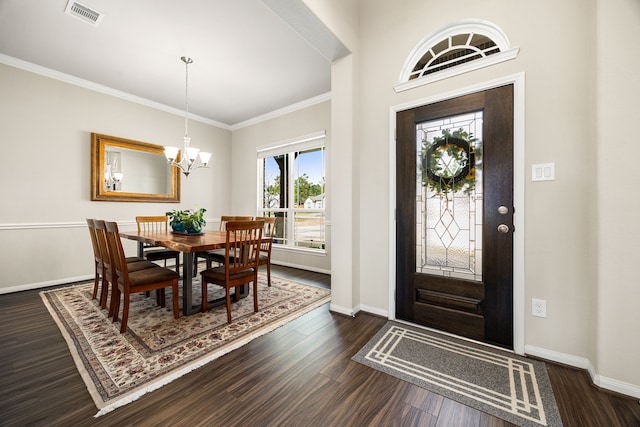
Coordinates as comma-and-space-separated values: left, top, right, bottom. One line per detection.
182, 56, 192, 142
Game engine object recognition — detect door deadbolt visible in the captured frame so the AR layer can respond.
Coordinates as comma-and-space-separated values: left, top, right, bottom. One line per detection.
497, 224, 509, 233
497, 205, 509, 215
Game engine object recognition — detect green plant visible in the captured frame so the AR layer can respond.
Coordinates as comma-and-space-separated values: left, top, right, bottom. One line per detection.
166, 207, 206, 233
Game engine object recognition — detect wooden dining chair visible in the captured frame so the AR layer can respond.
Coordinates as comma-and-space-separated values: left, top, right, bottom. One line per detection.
105, 221, 180, 333
200, 220, 264, 323
193, 215, 253, 275
255, 216, 277, 287
136, 216, 180, 274
93, 219, 157, 312
86, 219, 106, 303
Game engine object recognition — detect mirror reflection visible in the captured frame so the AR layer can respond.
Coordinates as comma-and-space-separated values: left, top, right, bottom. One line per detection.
91, 133, 180, 203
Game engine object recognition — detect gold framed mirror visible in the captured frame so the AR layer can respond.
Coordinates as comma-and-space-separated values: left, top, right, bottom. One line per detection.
91, 133, 180, 202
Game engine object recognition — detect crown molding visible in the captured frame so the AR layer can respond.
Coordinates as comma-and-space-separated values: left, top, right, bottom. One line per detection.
0, 53, 231, 130
229, 92, 332, 130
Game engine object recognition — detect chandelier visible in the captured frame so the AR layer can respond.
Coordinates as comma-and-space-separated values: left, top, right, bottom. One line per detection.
164, 56, 211, 177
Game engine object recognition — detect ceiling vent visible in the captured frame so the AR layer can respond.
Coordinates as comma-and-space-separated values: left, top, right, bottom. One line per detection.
64, 1, 104, 26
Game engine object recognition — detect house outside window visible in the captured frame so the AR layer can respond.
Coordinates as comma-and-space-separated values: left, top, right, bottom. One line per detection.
258, 132, 326, 251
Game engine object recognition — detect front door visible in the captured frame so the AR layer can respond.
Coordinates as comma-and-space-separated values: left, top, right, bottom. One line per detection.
396, 85, 514, 348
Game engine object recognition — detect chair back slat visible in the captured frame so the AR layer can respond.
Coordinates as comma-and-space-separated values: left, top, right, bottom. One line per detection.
86, 219, 101, 264
225, 220, 263, 274
105, 221, 130, 291
219, 215, 253, 231
93, 220, 114, 285
136, 216, 169, 233
255, 216, 276, 252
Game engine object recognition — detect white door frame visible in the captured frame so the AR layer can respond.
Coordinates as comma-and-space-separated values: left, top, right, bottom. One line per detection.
388, 72, 526, 354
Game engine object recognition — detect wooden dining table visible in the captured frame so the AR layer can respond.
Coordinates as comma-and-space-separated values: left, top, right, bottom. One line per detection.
119, 229, 239, 316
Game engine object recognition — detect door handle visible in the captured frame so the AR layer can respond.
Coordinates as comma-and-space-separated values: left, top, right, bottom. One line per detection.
497, 224, 509, 233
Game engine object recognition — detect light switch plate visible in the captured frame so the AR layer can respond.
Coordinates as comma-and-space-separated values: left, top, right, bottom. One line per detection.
532, 163, 555, 181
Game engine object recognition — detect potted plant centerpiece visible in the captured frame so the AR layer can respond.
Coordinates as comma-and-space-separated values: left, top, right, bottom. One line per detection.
166, 207, 206, 234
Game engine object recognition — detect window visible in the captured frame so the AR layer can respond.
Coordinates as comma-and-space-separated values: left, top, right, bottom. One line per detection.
395, 19, 519, 92
258, 132, 326, 251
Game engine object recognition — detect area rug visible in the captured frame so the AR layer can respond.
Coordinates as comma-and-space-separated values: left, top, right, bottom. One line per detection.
352, 321, 563, 427
40, 273, 330, 417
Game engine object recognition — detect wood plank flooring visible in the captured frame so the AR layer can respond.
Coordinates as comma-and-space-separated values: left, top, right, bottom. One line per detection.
0, 265, 638, 426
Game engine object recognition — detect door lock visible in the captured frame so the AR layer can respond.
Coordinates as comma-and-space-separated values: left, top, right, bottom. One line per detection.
497, 205, 509, 215
497, 224, 509, 233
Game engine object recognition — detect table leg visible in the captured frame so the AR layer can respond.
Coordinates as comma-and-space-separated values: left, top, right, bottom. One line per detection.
137, 242, 144, 258
181, 252, 198, 316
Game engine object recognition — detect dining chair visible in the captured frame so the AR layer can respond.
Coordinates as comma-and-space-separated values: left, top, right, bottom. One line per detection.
93, 219, 157, 312
200, 220, 264, 323
135, 216, 180, 274
193, 215, 253, 276
86, 218, 106, 303
255, 216, 277, 287
105, 221, 180, 333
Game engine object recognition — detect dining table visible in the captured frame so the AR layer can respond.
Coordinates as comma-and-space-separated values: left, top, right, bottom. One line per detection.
119, 229, 242, 316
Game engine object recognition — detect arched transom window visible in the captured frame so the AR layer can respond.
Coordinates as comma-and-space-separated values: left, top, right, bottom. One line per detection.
395, 19, 519, 92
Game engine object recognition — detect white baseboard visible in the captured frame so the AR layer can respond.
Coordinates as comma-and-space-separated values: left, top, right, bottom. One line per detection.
0, 274, 94, 294
524, 344, 591, 369
525, 344, 640, 399
271, 260, 331, 275
359, 304, 388, 318
329, 303, 356, 316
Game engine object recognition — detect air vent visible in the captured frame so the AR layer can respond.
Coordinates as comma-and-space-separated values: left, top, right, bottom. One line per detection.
64, 1, 104, 26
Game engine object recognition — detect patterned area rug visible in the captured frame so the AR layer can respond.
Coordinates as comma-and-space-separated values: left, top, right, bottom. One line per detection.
40, 273, 330, 417
353, 321, 563, 427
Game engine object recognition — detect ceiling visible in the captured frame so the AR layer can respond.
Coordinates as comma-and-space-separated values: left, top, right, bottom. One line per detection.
0, 0, 343, 127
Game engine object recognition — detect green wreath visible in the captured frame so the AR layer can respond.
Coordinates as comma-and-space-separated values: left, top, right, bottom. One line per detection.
421, 128, 481, 197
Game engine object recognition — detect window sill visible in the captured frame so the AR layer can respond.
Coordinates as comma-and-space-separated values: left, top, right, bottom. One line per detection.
272, 245, 327, 257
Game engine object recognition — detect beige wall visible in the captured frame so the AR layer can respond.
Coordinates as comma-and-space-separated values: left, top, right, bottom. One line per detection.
313, 0, 639, 393
230, 101, 332, 273
594, 0, 640, 388
0, 63, 232, 291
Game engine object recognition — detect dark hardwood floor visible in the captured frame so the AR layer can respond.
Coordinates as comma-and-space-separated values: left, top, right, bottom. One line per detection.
1, 265, 638, 426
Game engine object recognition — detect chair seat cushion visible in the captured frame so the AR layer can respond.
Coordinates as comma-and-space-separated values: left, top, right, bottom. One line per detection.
128, 266, 179, 288
201, 266, 255, 283
125, 256, 146, 263
201, 249, 226, 264
145, 249, 179, 261
127, 260, 160, 272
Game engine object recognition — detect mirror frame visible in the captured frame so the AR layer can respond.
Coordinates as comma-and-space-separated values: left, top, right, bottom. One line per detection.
91, 133, 181, 203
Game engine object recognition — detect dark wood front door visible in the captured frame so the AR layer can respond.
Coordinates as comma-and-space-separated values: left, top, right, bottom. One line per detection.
396, 85, 514, 348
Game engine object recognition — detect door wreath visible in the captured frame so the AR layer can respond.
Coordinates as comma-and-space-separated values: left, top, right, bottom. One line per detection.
421, 128, 481, 197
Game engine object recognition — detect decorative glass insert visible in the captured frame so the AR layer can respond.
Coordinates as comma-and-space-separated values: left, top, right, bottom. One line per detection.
409, 33, 499, 80
416, 111, 483, 281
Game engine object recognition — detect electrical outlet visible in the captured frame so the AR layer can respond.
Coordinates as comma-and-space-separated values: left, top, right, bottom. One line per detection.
532, 298, 547, 318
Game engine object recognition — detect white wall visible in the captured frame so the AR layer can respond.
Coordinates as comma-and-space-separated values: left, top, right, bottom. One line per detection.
230, 100, 332, 273
0, 63, 232, 292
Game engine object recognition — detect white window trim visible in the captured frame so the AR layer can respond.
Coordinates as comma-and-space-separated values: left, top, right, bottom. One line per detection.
257, 131, 326, 158
394, 19, 519, 93
257, 131, 327, 252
